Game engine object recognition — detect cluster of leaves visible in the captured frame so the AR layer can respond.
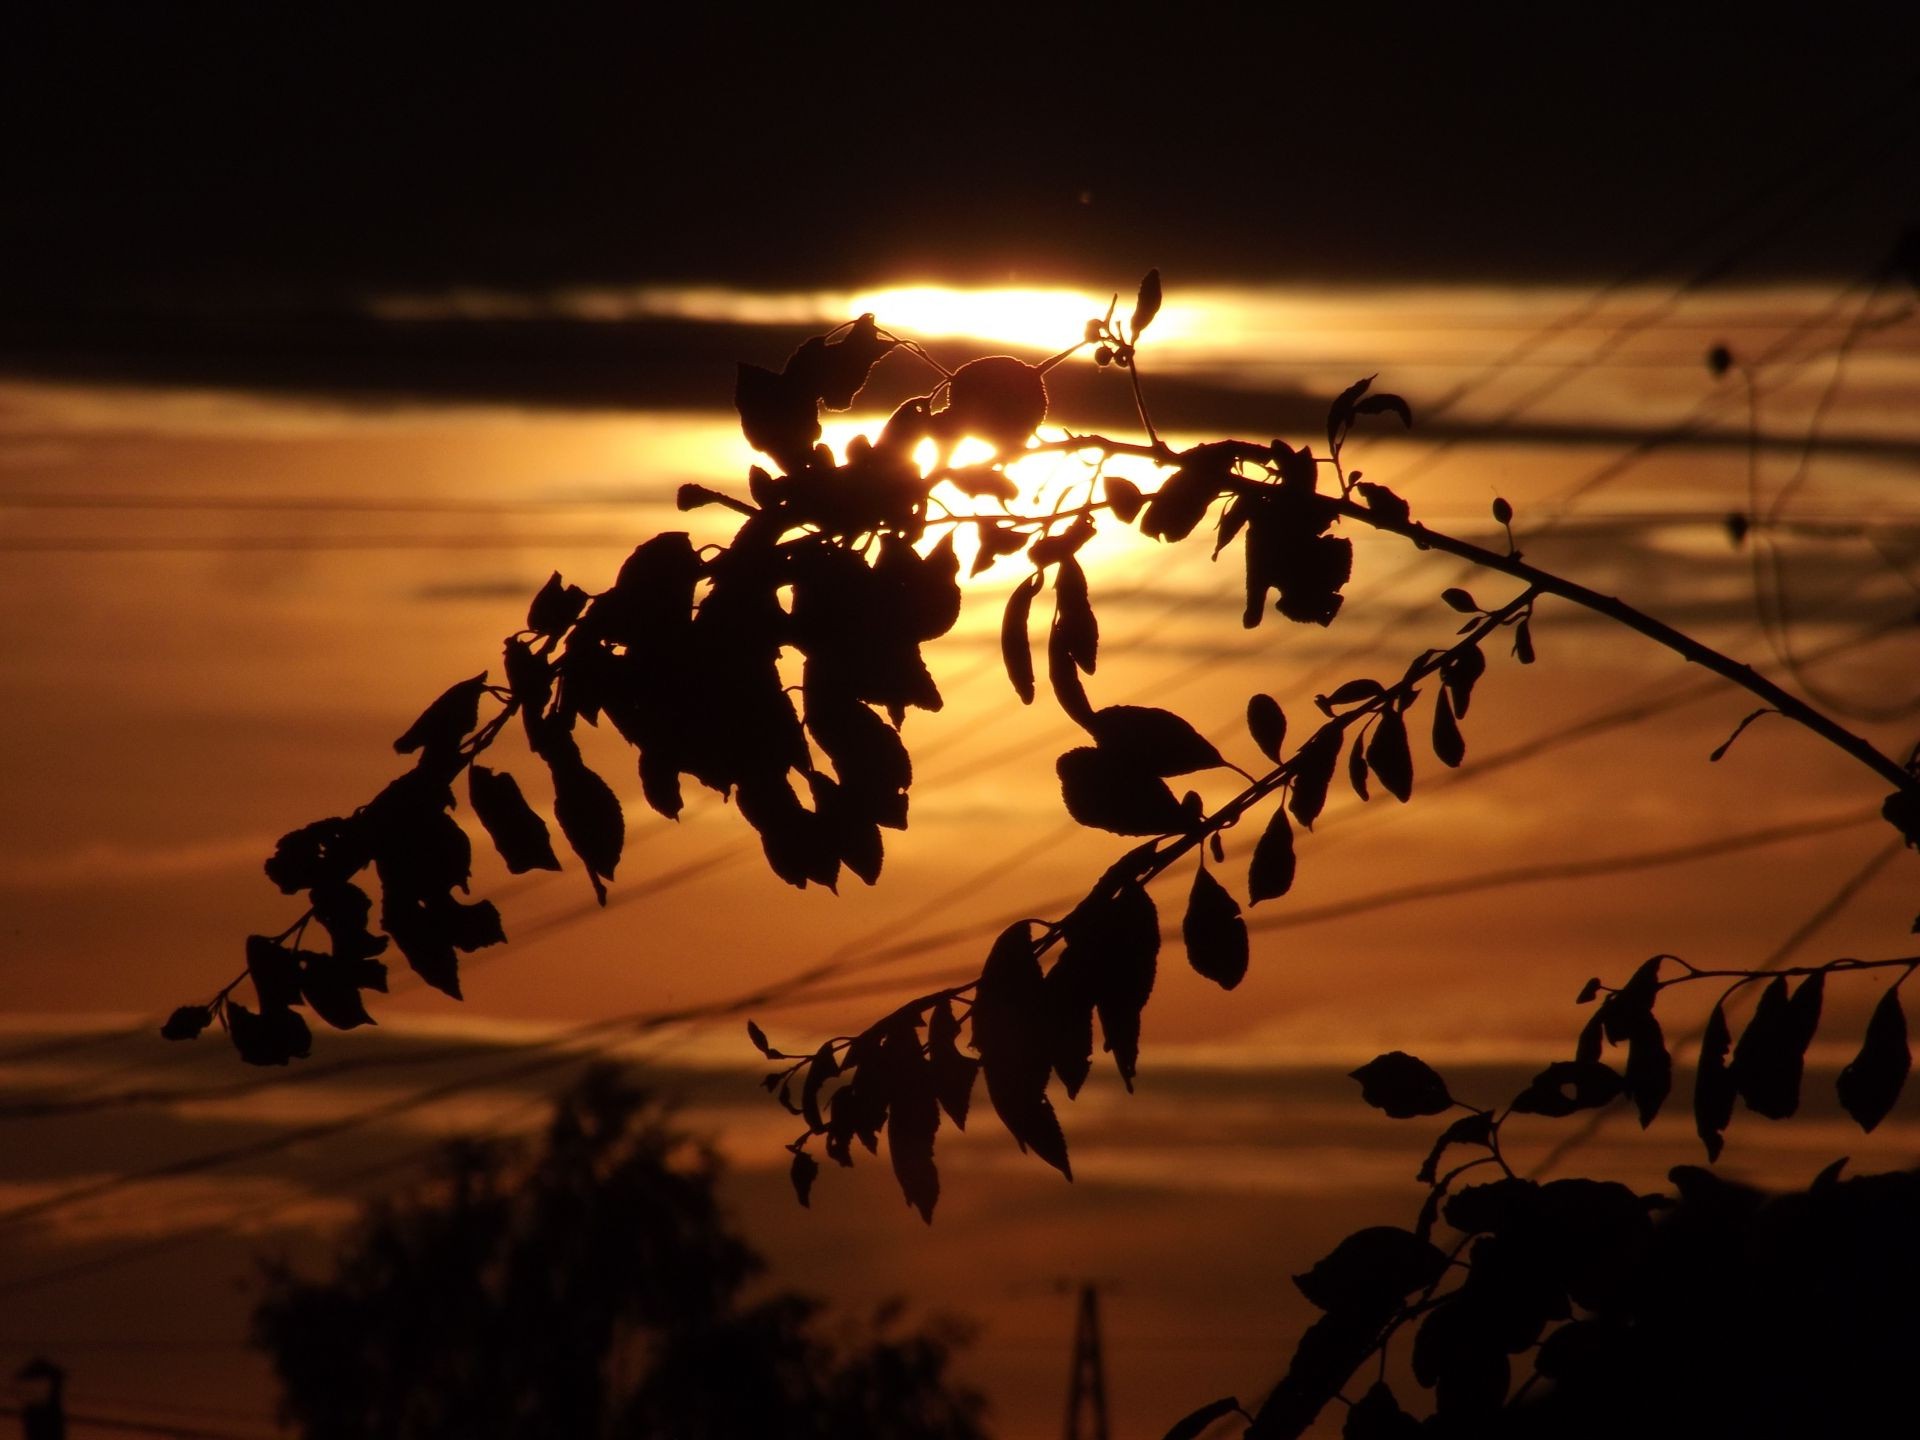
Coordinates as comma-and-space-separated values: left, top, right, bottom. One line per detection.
169, 316, 976, 1063
759, 587, 1530, 1222
1164, 943, 1920, 1437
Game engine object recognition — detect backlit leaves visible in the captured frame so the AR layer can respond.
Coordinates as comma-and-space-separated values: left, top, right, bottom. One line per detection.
1183, 867, 1248, 990
1001, 572, 1041, 704
1731, 974, 1822, 1119
1086, 705, 1226, 776
1247, 805, 1297, 903
1350, 1052, 1452, 1118
1837, 985, 1910, 1132
1130, 268, 1163, 337
1694, 1002, 1736, 1161
1247, 693, 1286, 762
1057, 748, 1187, 836
393, 673, 487, 757
1365, 708, 1413, 802
972, 923, 1071, 1177
467, 766, 562, 874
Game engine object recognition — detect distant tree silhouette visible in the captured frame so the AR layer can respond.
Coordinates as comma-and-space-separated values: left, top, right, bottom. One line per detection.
252, 1066, 985, 1440
176, 264, 1920, 1435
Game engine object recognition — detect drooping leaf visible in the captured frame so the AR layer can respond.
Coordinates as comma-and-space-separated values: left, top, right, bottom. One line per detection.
1837, 985, 1910, 1132
548, 752, 624, 904
467, 766, 562, 874
1599, 955, 1665, 1044
1088, 705, 1226, 776
245, 934, 303, 1013
1047, 620, 1095, 728
1365, 707, 1413, 802
1350, 1052, 1452, 1119
1732, 974, 1820, 1119
1346, 737, 1370, 801
790, 1149, 819, 1208
880, 1021, 941, 1222
1247, 693, 1286, 762
1353, 392, 1413, 428
1056, 747, 1188, 836
227, 1001, 312, 1067
1054, 555, 1098, 673
1105, 475, 1144, 523
1295, 1226, 1449, 1316
393, 673, 488, 756
160, 1005, 213, 1041
1623, 1014, 1672, 1127
1183, 866, 1249, 990
1510, 1060, 1624, 1117
1288, 728, 1342, 829
1416, 1111, 1494, 1185
1063, 878, 1161, 1089
1001, 572, 1041, 705
1443, 644, 1486, 718
972, 923, 1071, 1177
1160, 1396, 1241, 1440
1430, 692, 1465, 767
1247, 805, 1297, 903
1694, 1002, 1736, 1161
927, 999, 978, 1129
1130, 267, 1163, 338
300, 954, 380, 1031
1513, 618, 1536, 665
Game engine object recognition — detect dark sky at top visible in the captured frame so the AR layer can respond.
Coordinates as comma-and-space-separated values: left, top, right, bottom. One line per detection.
4, 7, 1917, 315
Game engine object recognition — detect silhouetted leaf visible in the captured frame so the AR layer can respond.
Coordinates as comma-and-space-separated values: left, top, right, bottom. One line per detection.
1694, 1001, 1736, 1161
1326, 375, 1373, 452
1141, 446, 1233, 542
1347, 737, 1370, 801
1288, 728, 1342, 829
1001, 572, 1041, 705
1599, 956, 1663, 1044
1623, 1014, 1672, 1127
972, 923, 1071, 1177
1296, 1226, 1448, 1316
1105, 475, 1144, 523
1430, 692, 1465, 767
1837, 986, 1910, 1132
1252, 1309, 1378, 1440
1248, 805, 1297, 904
227, 1001, 311, 1067
1047, 615, 1095, 729
1365, 708, 1413, 802
1089, 705, 1226, 775
1247, 693, 1286, 762
808, 313, 897, 410
467, 766, 562, 874
1043, 948, 1096, 1099
245, 934, 304, 1013
746, 1020, 773, 1057
300, 952, 380, 1031
1513, 618, 1535, 664
1184, 867, 1249, 990
1325, 678, 1386, 708
1353, 392, 1413, 428
1161, 1395, 1241, 1440
526, 572, 588, 635
734, 361, 819, 473
1063, 878, 1160, 1089
1443, 644, 1485, 718
1732, 973, 1821, 1119
800, 1041, 840, 1132
1344, 1381, 1419, 1439
1416, 1111, 1494, 1185
1130, 268, 1163, 337
1440, 588, 1478, 614
1057, 747, 1187, 836
1412, 1297, 1507, 1419
790, 1149, 818, 1208
263, 816, 370, 895
1355, 481, 1410, 528
1054, 555, 1098, 673
1350, 1052, 1452, 1118
880, 1021, 940, 1222
548, 752, 623, 903
1511, 1060, 1623, 1117
927, 999, 977, 1130
393, 673, 487, 756
161, 1005, 212, 1041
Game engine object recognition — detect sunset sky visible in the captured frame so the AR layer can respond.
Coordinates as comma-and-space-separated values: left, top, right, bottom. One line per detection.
3, 13, 1920, 1439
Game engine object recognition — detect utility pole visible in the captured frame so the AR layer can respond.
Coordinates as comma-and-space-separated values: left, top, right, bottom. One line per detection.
1063, 1282, 1110, 1440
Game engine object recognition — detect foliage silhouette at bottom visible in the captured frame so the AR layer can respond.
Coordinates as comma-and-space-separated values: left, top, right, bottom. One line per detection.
251, 1066, 986, 1440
